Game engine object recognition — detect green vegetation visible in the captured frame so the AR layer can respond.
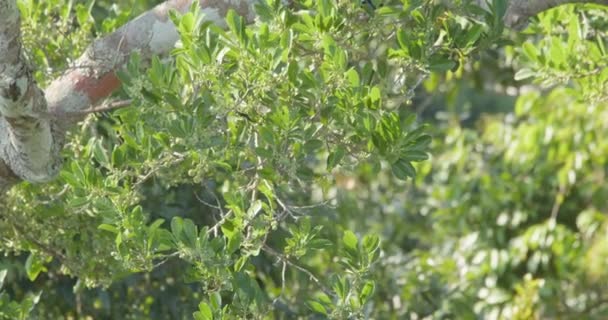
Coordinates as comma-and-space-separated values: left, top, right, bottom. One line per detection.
2, 0, 608, 318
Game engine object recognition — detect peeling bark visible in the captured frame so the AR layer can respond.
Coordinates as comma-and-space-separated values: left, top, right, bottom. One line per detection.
0, 0, 606, 192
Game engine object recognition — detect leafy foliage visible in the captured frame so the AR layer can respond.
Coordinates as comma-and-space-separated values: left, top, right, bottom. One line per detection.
1, 0, 608, 319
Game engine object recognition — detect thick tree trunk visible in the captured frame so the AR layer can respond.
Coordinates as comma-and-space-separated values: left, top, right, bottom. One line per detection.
0, 0, 606, 193
0, 0, 62, 191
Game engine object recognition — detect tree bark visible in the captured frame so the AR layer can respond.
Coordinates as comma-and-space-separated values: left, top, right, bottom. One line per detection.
0, 0, 606, 192
0, 0, 256, 192
505, 0, 608, 28
0, 0, 61, 189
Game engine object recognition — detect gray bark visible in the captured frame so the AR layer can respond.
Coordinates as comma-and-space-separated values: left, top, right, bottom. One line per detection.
505, 0, 608, 28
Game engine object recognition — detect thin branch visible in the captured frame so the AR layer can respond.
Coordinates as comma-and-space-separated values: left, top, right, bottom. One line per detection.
263, 244, 335, 298
8, 219, 67, 262
550, 184, 567, 222
40, 99, 134, 120
207, 210, 233, 236
286, 198, 336, 210
193, 191, 222, 210
151, 251, 180, 269
69, 99, 133, 115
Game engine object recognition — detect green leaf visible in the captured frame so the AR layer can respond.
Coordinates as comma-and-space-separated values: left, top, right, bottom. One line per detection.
304, 139, 324, 153
98, 224, 119, 234
514, 68, 535, 81
148, 219, 165, 233
522, 42, 539, 62
233, 272, 261, 304
287, 60, 299, 83
317, 0, 331, 17
343, 230, 358, 251
171, 217, 184, 239
428, 56, 456, 72
181, 13, 195, 33
327, 146, 346, 169
392, 159, 416, 180
221, 219, 238, 238
396, 29, 409, 52
225, 9, 247, 45
93, 140, 110, 166
164, 93, 183, 110
227, 232, 243, 254
209, 291, 222, 311
362, 234, 380, 255
332, 276, 350, 300
25, 254, 47, 281
181, 219, 198, 247
111, 146, 125, 167
234, 256, 248, 271
359, 281, 375, 304
369, 86, 382, 104
141, 88, 162, 104
464, 24, 484, 46
346, 68, 360, 87
492, 0, 508, 18
247, 200, 263, 219
193, 302, 213, 320
550, 37, 566, 66
156, 229, 176, 252
307, 301, 327, 315
401, 150, 429, 162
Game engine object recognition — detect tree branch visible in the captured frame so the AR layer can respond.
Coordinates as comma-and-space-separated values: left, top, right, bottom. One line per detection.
263, 244, 336, 298
45, 0, 257, 118
0, 0, 257, 190
504, 0, 608, 29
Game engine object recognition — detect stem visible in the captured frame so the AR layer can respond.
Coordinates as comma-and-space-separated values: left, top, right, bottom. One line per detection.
263, 244, 335, 298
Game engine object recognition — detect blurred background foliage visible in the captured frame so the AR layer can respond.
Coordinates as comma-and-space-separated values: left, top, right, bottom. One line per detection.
1, 0, 608, 319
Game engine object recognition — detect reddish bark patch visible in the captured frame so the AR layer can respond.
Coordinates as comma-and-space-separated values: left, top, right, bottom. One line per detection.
73, 72, 121, 104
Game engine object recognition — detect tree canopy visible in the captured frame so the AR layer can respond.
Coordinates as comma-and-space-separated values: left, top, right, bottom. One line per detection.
1, 0, 608, 319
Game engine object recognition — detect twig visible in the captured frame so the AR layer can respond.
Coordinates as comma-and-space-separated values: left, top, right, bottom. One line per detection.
38, 185, 70, 205
134, 153, 185, 187
193, 191, 221, 210
286, 198, 336, 210
550, 184, 567, 222
263, 244, 335, 298
275, 197, 298, 220
72, 99, 133, 115
151, 251, 180, 269
8, 220, 66, 262
207, 210, 233, 236
44, 99, 133, 120
280, 260, 287, 294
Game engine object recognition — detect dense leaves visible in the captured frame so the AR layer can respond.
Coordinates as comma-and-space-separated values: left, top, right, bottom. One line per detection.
1, 0, 608, 319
